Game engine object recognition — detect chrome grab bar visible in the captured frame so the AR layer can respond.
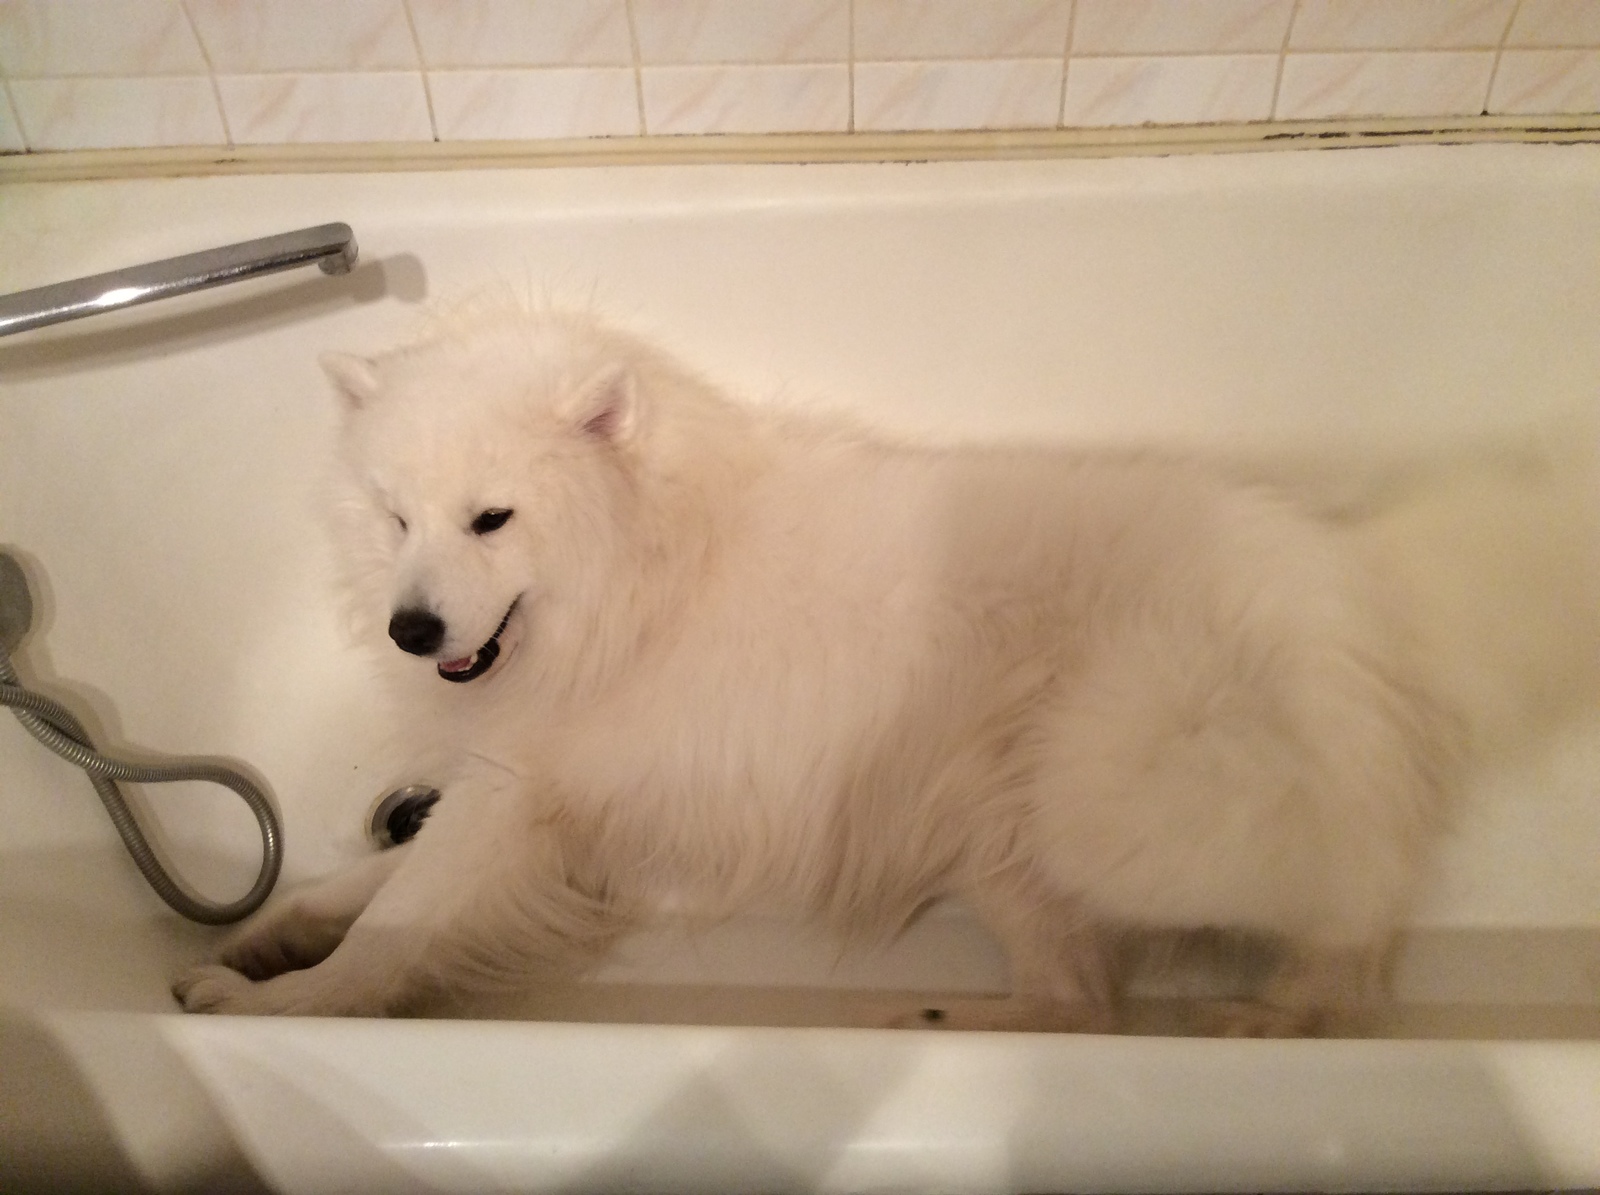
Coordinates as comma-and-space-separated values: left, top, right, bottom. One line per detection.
0, 222, 358, 338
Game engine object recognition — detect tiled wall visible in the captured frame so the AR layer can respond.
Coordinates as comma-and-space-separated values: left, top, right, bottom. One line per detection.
2, 0, 1599, 154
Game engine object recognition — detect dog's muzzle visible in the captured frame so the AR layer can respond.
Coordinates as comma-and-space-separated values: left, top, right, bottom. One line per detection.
435, 600, 518, 683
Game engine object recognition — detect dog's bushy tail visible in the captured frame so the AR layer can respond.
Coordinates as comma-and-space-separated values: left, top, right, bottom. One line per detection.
1347, 418, 1600, 760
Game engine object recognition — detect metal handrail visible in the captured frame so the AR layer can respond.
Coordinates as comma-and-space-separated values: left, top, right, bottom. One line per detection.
0, 222, 358, 338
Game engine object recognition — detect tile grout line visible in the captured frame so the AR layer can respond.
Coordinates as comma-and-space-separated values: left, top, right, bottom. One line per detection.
4, 43, 1598, 87
1484, 0, 1528, 115
847, 0, 855, 134
1057, 0, 1078, 129
7, 115, 1598, 176
399, 0, 441, 142
1270, 0, 1303, 121
337, 62, 639, 73
178, 0, 233, 147
623, 0, 648, 136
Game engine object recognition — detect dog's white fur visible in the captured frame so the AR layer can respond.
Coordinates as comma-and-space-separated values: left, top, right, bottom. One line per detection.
174, 307, 1469, 1030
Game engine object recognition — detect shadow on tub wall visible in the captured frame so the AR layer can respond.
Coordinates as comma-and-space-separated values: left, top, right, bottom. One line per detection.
0, 1011, 154, 1194
0, 253, 428, 381
0, 1006, 272, 1194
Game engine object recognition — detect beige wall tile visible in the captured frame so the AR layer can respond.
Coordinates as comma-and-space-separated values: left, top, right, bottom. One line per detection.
430, 67, 639, 138
1072, 0, 1294, 54
1289, 0, 1516, 50
217, 72, 433, 142
1063, 54, 1277, 125
1277, 51, 1495, 118
407, 0, 631, 67
186, 0, 418, 71
4, 0, 1599, 154
642, 64, 848, 132
0, 0, 206, 77
9, 75, 225, 148
854, 0, 1072, 61
1490, 48, 1600, 112
1507, 0, 1600, 47
856, 58, 1062, 130
0, 86, 27, 150
632, 0, 848, 64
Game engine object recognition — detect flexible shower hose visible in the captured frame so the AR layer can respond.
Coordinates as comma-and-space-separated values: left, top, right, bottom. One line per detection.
0, 554, 281, 925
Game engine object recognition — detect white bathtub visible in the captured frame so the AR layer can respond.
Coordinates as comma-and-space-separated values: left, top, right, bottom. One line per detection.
2, 143, 1599, 1192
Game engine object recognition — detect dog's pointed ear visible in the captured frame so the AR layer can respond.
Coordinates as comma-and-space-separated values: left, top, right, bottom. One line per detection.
320, 352, 382, 410
562, 364, 638, 444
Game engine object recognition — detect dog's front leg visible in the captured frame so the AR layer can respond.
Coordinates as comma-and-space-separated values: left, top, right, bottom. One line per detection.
174, 776, 619, 1016
206, 847, 408, 982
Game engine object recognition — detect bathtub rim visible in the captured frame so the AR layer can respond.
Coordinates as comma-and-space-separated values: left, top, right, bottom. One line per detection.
6, 1004, 1600, 1193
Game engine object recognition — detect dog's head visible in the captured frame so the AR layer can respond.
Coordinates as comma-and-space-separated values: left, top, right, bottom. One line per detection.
323, 313, 650, 688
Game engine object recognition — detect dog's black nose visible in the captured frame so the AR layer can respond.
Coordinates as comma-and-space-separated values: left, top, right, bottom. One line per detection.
389, 607, 446, 656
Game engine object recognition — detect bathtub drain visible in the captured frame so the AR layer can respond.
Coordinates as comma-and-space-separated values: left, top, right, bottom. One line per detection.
0, 552, 281, 924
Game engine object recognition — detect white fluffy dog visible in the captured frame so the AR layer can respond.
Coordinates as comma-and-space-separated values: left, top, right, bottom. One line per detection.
174, 307, 1466, 1031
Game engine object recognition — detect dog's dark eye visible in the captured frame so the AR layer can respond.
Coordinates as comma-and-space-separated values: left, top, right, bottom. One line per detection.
471, 508, 514, 535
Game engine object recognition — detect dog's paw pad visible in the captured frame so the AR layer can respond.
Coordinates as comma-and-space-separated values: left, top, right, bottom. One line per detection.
173, 964, 254, 1014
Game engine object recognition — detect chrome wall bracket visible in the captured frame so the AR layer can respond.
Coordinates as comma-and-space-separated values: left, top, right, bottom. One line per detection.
0, 222, 358, 338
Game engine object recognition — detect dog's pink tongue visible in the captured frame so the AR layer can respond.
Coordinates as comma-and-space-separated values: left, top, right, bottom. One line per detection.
439, 655, 474, 673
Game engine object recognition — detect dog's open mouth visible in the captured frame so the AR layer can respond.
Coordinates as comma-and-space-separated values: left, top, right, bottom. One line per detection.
437, 600, 518, 683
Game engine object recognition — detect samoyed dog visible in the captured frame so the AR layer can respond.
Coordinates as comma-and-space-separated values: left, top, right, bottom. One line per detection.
174, 306, 1484, 1031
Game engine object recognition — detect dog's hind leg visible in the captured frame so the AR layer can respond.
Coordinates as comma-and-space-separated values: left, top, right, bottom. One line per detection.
174, 775, 625, 1016
892, 879, 1119, 1033
213, 848, 407, 981
1190, 937, 1393, 1038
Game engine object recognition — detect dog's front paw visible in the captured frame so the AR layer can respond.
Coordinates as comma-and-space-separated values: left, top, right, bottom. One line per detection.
216, 920, 309, 982
172, 963, 256, 1014
210, 895, 343, 981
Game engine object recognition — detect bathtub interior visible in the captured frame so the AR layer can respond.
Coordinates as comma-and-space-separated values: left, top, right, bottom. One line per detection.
1, 144, 1599, 1039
